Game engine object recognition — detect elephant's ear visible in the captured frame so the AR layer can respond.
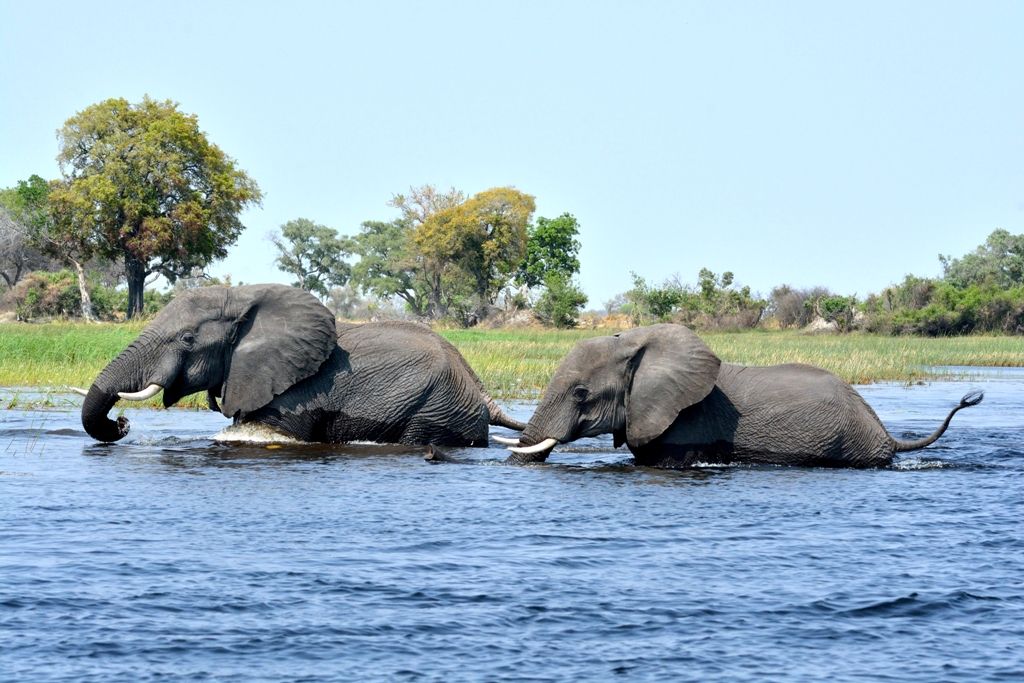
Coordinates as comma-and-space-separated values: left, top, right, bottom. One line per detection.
221, 284, 337, 419
620, 324, 721, 448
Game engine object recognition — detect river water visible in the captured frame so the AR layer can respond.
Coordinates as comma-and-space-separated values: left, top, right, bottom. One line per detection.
2, 374, 1022, 682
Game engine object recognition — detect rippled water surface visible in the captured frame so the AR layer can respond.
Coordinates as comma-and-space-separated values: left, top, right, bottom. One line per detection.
2, 377, 1023, 682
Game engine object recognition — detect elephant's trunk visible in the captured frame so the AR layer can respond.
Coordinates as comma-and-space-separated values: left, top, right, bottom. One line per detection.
892, 390, 983, 452
485, 395, 527, 431
80, 333, 160, 443
81, 385, 130, 442
504, 402, 563, 463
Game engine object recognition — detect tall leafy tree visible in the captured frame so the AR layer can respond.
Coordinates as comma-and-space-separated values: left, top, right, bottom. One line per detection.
388, 185, 465, 227
940, 229, 1024, 290
0, 175, 55, 292
516, 212, 582, 288
268, 218, 352, 297
349, 219, 429, 316
47, 96, 262, 318
349, 185, 536, 322
414, 186, 535, 318
385, 185, 465, 317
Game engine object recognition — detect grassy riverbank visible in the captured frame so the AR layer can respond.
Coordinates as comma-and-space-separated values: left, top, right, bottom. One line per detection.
1, 323, 1022, 407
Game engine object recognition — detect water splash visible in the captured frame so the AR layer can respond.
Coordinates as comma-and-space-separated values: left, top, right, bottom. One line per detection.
212, 422, 308, 444
892, 456, 953, 470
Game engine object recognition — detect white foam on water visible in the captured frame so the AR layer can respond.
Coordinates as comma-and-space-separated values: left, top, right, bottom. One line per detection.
892, 456, 951, 470
690, 460, 742, 468
212, 422, 309, 444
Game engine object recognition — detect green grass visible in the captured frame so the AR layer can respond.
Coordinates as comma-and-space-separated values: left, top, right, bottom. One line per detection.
1, 323, 1022, 407
440, 328, 610, 398
699, 330, 1024, 385
0, 321, 209, 409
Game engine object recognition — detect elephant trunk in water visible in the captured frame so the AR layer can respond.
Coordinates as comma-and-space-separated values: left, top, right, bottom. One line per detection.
81, 384, 130, 442
81, 331, 168, 443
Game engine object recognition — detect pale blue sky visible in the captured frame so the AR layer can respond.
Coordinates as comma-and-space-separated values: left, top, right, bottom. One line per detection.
2, 1, 1022, 306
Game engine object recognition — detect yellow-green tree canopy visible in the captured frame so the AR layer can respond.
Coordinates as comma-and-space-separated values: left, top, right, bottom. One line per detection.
413, 186, 535, 319
47, 96, 262, 318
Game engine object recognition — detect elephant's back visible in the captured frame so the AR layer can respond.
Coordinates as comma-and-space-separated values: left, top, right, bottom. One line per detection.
328, 322, 489, 444
338, 320, 443, 354
696, 363, 893, 467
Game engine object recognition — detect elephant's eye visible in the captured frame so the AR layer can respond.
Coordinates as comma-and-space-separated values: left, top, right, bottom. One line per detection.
180, 331, 196, 348
571, 385, 589, 403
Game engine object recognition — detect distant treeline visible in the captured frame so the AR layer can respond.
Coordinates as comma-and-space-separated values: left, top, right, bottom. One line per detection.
618, 229, 1024, 335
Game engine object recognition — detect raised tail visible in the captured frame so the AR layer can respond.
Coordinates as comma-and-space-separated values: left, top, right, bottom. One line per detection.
893, 390, 983, 452
485, 395, 527, 431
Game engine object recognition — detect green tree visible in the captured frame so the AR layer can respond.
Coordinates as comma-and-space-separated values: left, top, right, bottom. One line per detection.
47, 96, 262, 318
385, 185, 465, 317
940, 229, 1024, 290
0, 175, 54, 291
629, 272, 684, 324
516, 212, 582, 288
534, 272, 589, 328
349, 219, 429, 316
415, 186, 535, 321
816, 295, 859, 331
268, 218, 352, 297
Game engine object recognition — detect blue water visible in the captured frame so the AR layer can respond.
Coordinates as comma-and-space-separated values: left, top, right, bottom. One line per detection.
2, 377, 1022, 682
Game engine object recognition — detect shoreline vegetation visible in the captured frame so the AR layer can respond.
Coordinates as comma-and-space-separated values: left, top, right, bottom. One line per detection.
1, 323, 1022, 408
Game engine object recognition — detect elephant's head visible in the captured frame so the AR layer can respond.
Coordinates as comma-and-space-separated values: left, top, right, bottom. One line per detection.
509, 324, 722, 461
81, 284, 337, 442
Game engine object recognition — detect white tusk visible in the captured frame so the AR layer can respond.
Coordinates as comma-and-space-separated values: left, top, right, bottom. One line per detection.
492, 436, 521, 446
118, 384, 163, 401
507, 437, 558, 455
70, 387, 89, 397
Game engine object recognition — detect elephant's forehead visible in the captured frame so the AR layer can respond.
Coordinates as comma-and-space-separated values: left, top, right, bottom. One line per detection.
160, 288, 229, 321
566, 336, 616, 368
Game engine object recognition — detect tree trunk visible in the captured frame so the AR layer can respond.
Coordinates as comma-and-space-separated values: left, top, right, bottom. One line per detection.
125, 251, 147, 319
427, 273, 444, 318
70, 258, 96, 323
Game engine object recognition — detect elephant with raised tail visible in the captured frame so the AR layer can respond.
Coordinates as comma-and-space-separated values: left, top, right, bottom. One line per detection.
79, 284, 524, 445
503, 324, 982, 468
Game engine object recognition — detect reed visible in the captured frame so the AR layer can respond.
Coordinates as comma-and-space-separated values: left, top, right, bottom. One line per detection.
1, 323, 1021, 405
0, 321, 207, 409
440, 329, 1024, 396
440, 329, 609, 398
700, 331, 1024, 385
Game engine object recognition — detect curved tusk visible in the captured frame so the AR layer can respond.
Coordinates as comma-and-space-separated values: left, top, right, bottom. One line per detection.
118, 384, 163, 401
507, 437, 558, 455
70, 387, 90, 397
492, 435, 521, 446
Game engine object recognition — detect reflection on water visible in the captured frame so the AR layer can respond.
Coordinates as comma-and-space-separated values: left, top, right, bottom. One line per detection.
2, 375, 1023, 682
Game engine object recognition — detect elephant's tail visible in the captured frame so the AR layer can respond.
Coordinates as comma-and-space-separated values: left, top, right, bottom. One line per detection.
892, 390, 983, 452
486, 395, 527, 431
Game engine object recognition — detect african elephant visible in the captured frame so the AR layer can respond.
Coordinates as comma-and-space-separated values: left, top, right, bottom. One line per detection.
504, 324, 982, 468
79, 284, 524, 445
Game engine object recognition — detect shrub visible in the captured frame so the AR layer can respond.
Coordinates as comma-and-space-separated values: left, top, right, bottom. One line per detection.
535, 273, 589, 329
817, 295, 858, 331
768, 285, 834, 329
629, 270, 765, 330
2, 269, 172, 321
863, 281, 1024, 335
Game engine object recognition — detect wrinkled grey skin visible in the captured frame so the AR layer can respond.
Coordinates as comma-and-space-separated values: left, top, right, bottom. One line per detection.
512, 324, 982, 468
82, 284, 525, 446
